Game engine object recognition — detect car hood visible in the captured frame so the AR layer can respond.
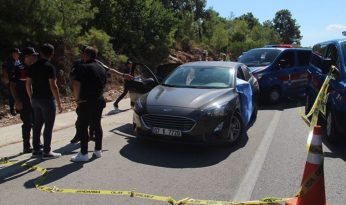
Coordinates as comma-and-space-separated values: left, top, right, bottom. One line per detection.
145, 85, 235, 109
249, 66, 268, 74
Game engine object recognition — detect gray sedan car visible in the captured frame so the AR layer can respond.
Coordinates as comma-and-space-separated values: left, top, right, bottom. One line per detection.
129, 61, 259, 145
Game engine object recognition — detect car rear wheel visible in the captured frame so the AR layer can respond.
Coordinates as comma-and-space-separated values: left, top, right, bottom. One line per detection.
226, 112, 243, 144
268, 87, 281, 104
324, 109, 339, 143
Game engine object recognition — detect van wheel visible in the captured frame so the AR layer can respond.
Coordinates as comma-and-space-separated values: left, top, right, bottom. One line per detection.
324, 109, 339, 143
268, 87, 281, 104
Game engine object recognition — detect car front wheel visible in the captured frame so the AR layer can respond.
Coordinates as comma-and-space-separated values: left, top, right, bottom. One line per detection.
268, 87, 281, 104
226, 112, 243, 144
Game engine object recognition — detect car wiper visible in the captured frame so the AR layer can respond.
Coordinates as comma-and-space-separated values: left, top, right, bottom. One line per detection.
162, 83, 175, 87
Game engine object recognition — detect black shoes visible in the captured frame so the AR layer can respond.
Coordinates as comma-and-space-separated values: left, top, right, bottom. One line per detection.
23, 147, 33, 154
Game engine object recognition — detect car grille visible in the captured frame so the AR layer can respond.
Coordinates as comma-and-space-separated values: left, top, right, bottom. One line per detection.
142, 114, 196, 131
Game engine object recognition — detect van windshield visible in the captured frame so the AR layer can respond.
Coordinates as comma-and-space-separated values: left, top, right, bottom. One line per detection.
238, 48, 281, 69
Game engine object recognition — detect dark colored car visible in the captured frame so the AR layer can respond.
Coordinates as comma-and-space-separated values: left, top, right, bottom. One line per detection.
128, 61, 259, 145
305, 37, 346, 142
238, 47, 312, 103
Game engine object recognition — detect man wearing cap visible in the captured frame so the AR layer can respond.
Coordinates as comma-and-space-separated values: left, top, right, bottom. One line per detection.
2, 48, 22, 116
26, 44, 63, 159
9, 47, 37, 153
113, 60, 134, 110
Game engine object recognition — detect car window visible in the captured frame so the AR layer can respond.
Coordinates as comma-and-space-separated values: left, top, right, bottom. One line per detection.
277, 51, 295, 69
238, 48, 281, 68
297, 51, 311, 66
237, 66, 245, 80
241, 65, 251, 81
326, 44, 340, 69
163, 66, 234, 88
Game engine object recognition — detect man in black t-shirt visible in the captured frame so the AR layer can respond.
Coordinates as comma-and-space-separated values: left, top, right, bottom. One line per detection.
113, 60, 134, 110
71, 46, 107, 162
26, 44, 63, 159
9, 47, 37, 153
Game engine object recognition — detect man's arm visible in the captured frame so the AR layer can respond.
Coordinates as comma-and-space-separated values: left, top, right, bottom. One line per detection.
71, 79, 81, 102
49, 78, 63, 113
10, 81, 22, 110
107, 67, 133, 80
25, 77, 33, 101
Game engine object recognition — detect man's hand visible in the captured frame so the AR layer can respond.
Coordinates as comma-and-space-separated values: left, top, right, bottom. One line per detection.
124, 74, 133, 80
14, 100, 23, 111
57, 103, 63, 113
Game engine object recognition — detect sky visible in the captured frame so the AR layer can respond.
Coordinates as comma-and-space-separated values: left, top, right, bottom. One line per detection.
206, 0, 346, 47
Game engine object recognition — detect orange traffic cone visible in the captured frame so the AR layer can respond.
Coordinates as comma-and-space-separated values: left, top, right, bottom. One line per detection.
286, 126, 329, 205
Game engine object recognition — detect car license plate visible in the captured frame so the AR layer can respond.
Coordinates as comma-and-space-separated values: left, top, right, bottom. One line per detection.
151, 127, 182, 137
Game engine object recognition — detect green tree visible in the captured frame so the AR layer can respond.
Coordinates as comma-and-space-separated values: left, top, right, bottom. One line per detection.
235, 12, 260, 30
273, 9, 302, 45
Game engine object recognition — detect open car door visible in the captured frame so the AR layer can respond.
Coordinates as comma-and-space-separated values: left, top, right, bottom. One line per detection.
126, 63, 159, 107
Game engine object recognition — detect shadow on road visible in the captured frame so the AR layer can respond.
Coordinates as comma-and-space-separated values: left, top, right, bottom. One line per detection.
0, 157, 41, 185
323, 138, 346, 162
111, 123, 249, 168
259, 97, 304, 111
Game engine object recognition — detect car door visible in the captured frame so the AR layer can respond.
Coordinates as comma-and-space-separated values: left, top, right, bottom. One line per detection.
289, 50, 311, 95
126, 63, 159, 106
272, 50, 296, 95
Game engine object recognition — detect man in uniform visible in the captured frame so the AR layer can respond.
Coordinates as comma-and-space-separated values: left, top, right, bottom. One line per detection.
9, 47, 37, 153
2, 48, 21, 116
71, 46, 107, 162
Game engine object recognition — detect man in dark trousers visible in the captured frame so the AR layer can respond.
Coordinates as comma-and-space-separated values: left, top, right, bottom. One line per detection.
71, 46, 107, 162
26, 44, 63, 159
70, 46, 133, 144
113, 60, 134, 110
2, 48, 22, 116
9, 47, 37, 153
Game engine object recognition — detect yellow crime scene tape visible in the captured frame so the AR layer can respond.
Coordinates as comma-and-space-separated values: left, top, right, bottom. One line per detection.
1, 157, 291, 205
299, 65, 336, 148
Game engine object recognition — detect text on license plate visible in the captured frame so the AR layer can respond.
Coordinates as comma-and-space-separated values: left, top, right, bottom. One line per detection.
151, 127, 182, 137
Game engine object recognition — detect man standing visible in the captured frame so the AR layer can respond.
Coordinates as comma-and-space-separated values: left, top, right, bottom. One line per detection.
9, 47, 36, 153
71, 46, 107, 162
113, 60, 134, 110
2, 48, 22, 116
26, 44, 62, 159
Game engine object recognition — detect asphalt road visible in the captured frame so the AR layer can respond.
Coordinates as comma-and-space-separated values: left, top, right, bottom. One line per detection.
0, 99, 345, 205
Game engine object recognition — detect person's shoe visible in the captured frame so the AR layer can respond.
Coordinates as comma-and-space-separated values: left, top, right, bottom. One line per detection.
93, 150, 102, 158
31, 151, 42, 158
70, 136, 80, 144
71, 152, 89, 162
23, 147, 33, 154
42, 151, 62, 159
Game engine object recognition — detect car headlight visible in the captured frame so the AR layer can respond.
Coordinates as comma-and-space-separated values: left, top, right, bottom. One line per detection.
202, 102, 230, 117
134, 98, 145, 114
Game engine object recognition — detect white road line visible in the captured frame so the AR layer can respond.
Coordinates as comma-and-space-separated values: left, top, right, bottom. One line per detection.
233, 110, 282, 201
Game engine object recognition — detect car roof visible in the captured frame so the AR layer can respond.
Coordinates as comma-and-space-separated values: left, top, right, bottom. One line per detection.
313, 38, 346, 46
180, 61, 242, 68
249, 47, 311, 52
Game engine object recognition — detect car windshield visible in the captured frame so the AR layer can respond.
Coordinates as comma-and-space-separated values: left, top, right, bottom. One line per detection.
342, 41, 346, 67
238, 48, 281, 69
162, 66, 234, 88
